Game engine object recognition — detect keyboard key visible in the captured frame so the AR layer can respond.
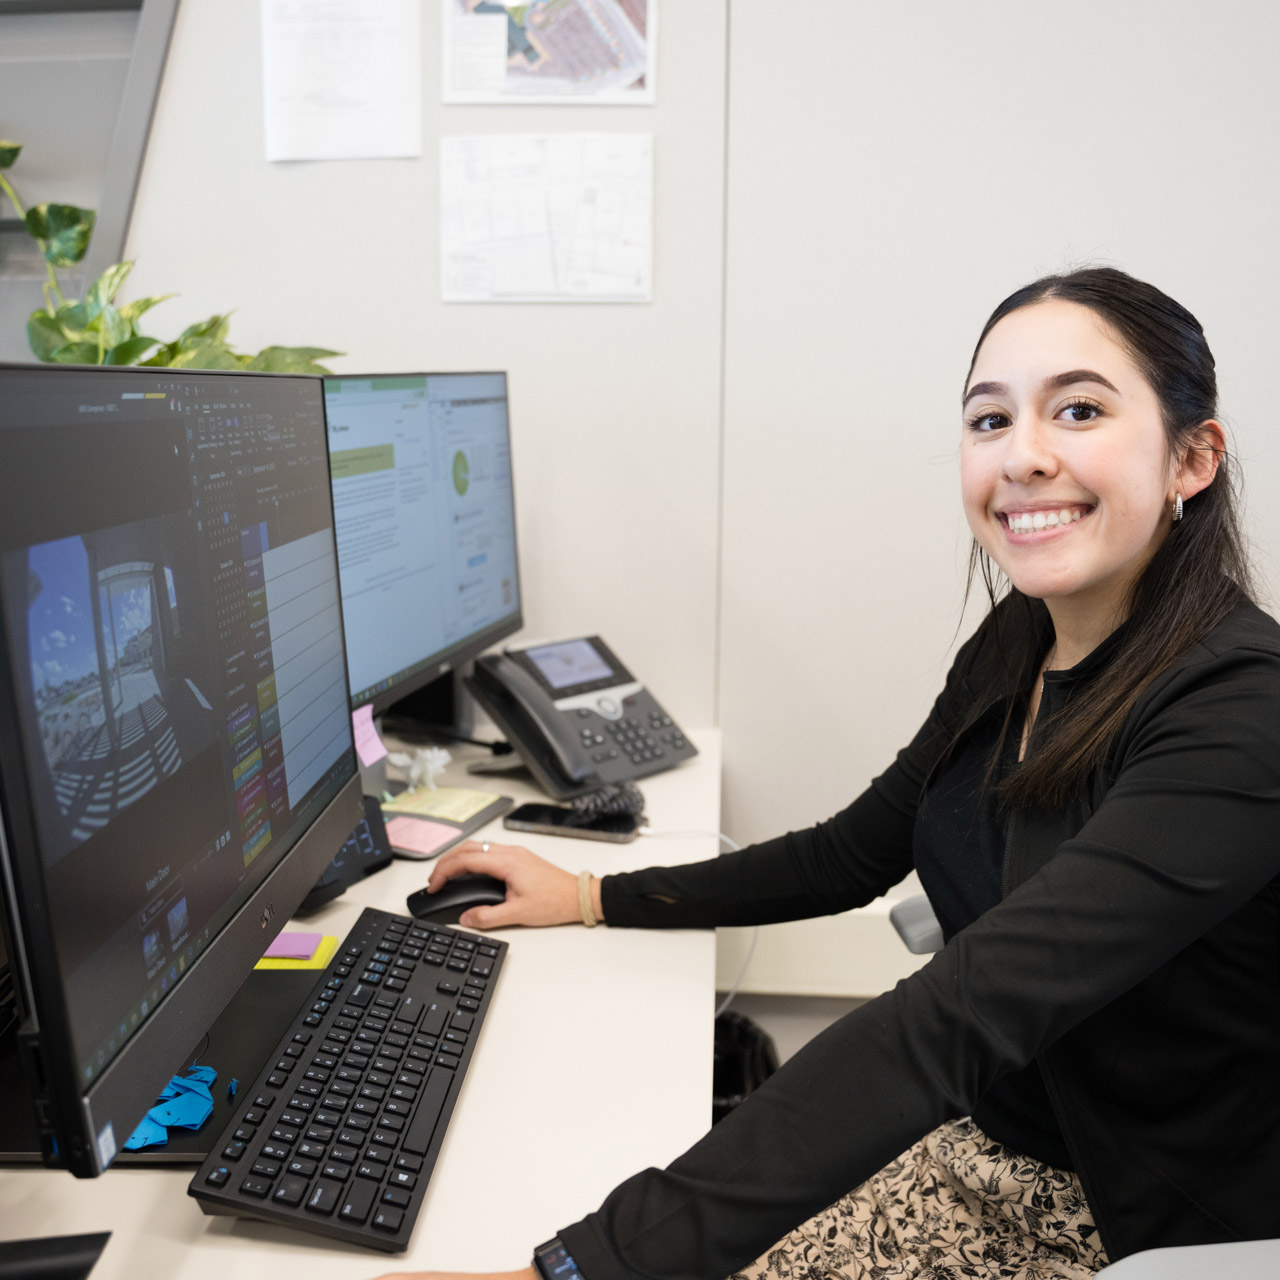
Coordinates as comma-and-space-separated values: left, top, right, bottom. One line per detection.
381, 1186, 411, 1208
372, 1206, 404, 1233
396, 1153, 423, 1173
241, 1176, 272, 1199
251, 1159, 282, 1178
305, 1178, 343, 1215
222, 1140, 246, 1161
402, 1070, 451, 1156
205, 1166, 230, 1187
330, 1144, 359, 1164
274, 1174, 308, 1206
288, 1157, 318, 1178
322, 1162, 350, 1182
339, 1178, 378, 1224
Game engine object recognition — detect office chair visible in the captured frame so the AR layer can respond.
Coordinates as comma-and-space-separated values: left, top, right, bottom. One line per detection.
888, 894, 1279, 1278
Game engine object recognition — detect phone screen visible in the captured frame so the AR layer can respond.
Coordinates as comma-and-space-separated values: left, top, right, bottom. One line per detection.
504, 803, 640, 841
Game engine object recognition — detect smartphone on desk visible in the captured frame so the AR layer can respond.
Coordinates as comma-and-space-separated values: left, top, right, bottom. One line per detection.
504, 802, 641, 843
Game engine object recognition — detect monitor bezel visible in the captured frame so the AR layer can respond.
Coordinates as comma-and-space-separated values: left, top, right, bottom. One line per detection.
322, 371, 524, 718
0, 362, 363, 1176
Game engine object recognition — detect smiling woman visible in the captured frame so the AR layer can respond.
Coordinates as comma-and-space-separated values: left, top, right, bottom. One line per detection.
371, 269, 1280, 1280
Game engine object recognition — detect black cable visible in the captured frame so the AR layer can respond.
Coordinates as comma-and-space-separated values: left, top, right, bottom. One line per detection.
570, 780, 645, 818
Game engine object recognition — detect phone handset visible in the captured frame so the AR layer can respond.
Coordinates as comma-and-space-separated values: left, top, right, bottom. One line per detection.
481, 655, 597, 788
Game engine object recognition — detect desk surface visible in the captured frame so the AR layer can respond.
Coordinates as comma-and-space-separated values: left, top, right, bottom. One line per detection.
0, 730, 722, 1277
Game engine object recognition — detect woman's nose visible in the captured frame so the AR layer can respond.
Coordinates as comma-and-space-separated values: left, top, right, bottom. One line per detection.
999, 418, 1058, 485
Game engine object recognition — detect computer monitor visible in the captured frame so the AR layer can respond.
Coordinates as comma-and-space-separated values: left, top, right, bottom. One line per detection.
322, 373, 522, 720
0, 364, 362, 1176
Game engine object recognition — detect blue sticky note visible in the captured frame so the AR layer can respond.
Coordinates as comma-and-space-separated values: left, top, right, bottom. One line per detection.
149, 1091, 213, 1130
184, 1065, 217, 1085
168, 1074, 213, 1099
123, 1115, 168, 1151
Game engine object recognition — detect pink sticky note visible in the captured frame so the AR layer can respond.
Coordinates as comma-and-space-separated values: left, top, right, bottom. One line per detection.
265, 931, 322, 960
385, 815, 459, 859
352, 704, 387, 769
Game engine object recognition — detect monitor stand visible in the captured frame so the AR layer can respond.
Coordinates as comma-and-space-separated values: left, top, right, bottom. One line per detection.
0, 965, 318, 1166
380, 669, 472, 742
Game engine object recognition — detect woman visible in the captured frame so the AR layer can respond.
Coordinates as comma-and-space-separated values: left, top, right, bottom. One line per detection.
378, 268, 1280, 1280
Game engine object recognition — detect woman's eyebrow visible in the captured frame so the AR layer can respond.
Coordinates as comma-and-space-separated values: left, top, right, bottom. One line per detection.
962, 369, 1122, 408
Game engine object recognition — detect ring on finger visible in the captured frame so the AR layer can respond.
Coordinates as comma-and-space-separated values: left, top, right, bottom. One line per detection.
481, 841, 491, 853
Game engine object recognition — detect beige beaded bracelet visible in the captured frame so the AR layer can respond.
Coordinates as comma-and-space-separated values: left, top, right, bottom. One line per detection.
577, 870, 598, 927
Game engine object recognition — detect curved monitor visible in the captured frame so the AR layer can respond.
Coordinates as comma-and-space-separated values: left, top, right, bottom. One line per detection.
323, 372, 522, 716
0, 363, 361, 1175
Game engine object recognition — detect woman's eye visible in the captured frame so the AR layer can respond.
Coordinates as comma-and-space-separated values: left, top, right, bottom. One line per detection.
1060, 399, 1102, 424
966, 411, 1010, 432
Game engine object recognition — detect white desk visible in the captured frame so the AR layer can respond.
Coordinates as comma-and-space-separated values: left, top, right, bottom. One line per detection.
0, 730, 722, 1278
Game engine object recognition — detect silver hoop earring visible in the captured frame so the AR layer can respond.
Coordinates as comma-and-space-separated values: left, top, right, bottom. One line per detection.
1172, 493, 1184, 523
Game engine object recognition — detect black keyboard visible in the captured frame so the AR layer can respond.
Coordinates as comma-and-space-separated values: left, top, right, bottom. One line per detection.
188, 906, 507, 1251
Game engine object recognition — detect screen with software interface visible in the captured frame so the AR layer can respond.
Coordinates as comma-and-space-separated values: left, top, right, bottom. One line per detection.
324, 373, 520, 707
0, 366, 356, 1090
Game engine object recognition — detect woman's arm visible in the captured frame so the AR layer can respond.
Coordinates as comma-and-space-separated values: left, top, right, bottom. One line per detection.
556, 643, 1280, 1279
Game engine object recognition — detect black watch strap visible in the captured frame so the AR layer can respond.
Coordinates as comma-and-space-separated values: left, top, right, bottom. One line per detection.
533, 1237, 582, 1280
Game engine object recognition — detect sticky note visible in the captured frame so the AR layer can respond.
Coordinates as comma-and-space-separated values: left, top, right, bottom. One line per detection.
353, 704, 388, 768
123, 1115, 168, 1151
256, 934, 340, 971
151, 1090, 213, 1130
383, 786, 495, 823
264, 931, 322, 960
386, 815, 460, 858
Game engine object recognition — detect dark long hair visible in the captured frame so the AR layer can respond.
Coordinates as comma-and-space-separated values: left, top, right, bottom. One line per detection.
961, 267, 1253, 810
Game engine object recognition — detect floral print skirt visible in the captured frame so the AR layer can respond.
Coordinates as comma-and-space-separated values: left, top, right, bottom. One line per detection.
730, 1118, 1108, 1280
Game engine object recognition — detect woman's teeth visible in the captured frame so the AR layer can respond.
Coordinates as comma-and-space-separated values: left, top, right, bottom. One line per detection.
1005, 507, 1087, 533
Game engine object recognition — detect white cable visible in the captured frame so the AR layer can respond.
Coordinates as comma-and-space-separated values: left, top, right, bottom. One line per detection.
637, 826, 757, 1017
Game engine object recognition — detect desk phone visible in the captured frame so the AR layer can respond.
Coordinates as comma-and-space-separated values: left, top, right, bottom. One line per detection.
466, 636, 696, 799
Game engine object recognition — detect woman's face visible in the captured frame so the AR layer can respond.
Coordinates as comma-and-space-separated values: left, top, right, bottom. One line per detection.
961, 299, 1177, 628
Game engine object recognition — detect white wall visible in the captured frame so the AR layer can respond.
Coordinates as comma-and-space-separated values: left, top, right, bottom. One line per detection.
126, 0, 727, 727
124, 2, 1280, 994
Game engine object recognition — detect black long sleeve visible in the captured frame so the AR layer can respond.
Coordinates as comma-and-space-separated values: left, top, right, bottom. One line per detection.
600, 634, 984, 930
561, 623, 1280, 1279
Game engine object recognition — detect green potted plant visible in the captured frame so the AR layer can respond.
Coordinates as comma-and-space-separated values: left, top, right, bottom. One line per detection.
0, 139, 341, 373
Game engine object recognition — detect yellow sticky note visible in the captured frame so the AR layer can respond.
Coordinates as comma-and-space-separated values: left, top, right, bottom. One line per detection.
256, 934, 340, 971
382, 786, 496, 824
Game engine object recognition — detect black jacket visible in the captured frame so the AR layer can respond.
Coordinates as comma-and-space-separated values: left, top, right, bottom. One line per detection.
558, 599, 1280, 1279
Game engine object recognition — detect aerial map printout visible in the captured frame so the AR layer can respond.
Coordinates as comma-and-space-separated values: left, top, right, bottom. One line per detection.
443, 0, 654, 104
440, 132, 654, 302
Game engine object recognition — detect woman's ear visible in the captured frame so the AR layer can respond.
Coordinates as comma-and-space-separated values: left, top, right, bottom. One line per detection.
1174, 419, 1226, 502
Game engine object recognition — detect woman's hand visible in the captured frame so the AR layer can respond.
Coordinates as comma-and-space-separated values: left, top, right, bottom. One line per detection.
425, 839, 596, 930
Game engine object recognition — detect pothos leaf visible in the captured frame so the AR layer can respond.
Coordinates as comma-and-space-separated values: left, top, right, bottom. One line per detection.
25, 203, 96, 267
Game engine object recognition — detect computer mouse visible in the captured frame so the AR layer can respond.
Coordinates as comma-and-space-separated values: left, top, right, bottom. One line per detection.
406, 873, 508, 924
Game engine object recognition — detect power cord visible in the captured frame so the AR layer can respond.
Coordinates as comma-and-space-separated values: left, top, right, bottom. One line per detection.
637, 826, 757, 1017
